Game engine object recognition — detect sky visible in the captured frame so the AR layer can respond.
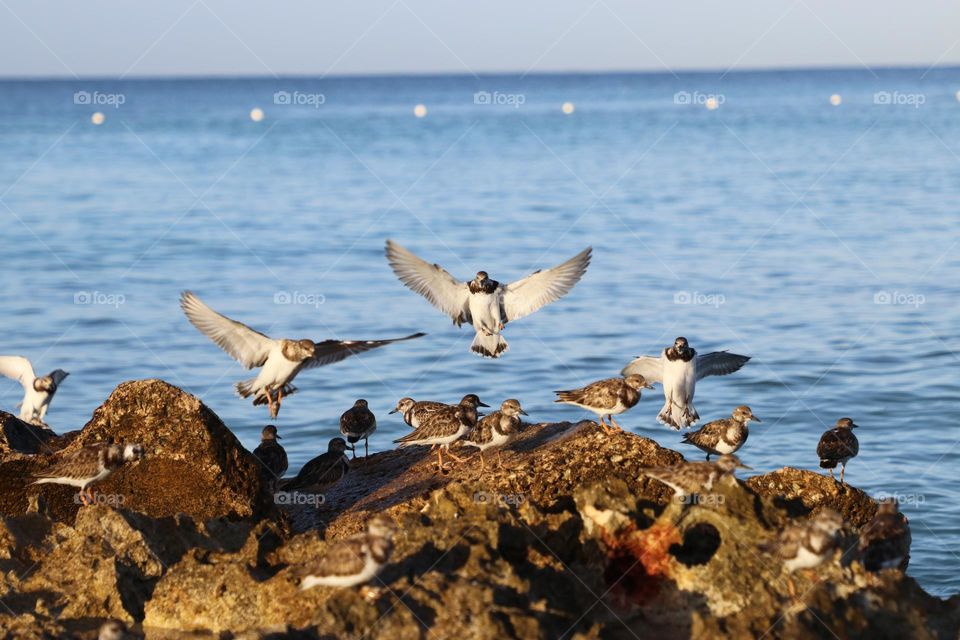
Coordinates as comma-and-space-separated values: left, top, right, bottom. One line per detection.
1, 1, 959, 78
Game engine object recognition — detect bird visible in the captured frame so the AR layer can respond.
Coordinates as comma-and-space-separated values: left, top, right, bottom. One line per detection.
299, 515, 396, 589
463, 398, 527, 475
681, 405, 761, 460
385, 240, 591, 358
762, 509, 844, 597
389, 394, 489, 429
340, 399, 376, 458
817, 418, 860, 484
281, 438, 350, 493
98, 619, 130, 640
180, 291, 425, 418
641, 454, 750, 500
0, 355, 69, 427
859, 498, 911, 572
32, 443, 145, 505
554, 375, 655, 434
252, 425, 288, 493
394, 395, 485, 470
622, 337, 750, 429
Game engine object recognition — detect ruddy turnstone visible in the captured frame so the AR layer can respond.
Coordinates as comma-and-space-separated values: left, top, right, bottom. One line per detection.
642, 454, 750, 499
681, 405, 760, 460
300, 515, 396, 589
763, 509, 844, 596
554, 375, 655, 434
394, 395, 484, 470
463, 398, 527, 475
385, 240, 591, 358
816, 418, 859, 484
621, 337, 750, 429
281, 438, 350, 493
859, 498, 911, 572
0, 355, 69, 427
340, 399, 376, 458
180, 291, 425, 418
32, 443, 145, 505
252, 425, 288, 493
389, 394, 489, 429
98, 619, 129, 640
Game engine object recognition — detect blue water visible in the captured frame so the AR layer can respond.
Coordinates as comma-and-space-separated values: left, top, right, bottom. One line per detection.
1, 68, 958, 595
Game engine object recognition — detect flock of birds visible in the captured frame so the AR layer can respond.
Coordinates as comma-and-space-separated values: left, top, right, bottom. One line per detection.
2, 239, 907, 596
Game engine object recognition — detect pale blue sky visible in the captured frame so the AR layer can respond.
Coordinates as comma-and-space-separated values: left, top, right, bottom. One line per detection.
2, 0, 959, 78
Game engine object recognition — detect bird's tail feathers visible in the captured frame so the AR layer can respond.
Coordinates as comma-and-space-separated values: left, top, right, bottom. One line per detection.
237, 381, 298, 404
471, 332, 508, 359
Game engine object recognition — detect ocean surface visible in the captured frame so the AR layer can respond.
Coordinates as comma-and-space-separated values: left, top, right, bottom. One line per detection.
0, 68, 958, 595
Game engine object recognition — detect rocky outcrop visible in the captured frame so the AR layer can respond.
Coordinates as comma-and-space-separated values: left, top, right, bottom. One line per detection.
0, 380, 957, 638
0, 411, 60, 455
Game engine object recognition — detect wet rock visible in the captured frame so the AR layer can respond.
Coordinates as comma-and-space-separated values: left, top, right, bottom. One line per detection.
0, 410, 60, 455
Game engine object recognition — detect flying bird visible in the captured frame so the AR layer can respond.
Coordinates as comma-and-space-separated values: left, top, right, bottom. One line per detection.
0, 356, 69, 427
621, 337, 750, 429
180, 291, 425, 417
385, 240, 591, 358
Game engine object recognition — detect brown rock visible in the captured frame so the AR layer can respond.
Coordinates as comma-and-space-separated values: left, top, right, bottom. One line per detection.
0, 411, 60, 455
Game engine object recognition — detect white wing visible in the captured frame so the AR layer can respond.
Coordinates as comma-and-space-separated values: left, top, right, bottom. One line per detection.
620, 354, 664, 384
385, 240, 471, 325
695, 351, 751, 380
180, 291, 276, 369
501, 247, 591, 322
0, 356, 36, 390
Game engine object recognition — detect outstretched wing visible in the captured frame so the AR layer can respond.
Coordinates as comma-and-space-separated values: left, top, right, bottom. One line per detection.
501, 247, 591, 322
695, 351, 750, 380
302, 333, 426, 369
620, 355, 664, 384
180, 291, 276, 369
0, 356, 36, 390
385, 240, 471, 325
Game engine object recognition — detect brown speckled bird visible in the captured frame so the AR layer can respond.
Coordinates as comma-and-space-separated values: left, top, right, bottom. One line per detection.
554, 374, 655, 433
299, 516, 396, 589
281, 438, 350, 493
340, 399, 376, 458
463, 398, 527, 475
32, 443, 145, 505
859, 498, 911, 572
817, 418, 859, 484
252, 425, 288, 493
394, 395, 484, 471
681, 405, 760, 460
642, 454, 750, 499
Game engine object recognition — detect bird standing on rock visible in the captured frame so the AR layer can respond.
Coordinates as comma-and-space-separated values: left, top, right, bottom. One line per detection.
252, 425, 288, 493
621, 337, 750, 429
32, 443, 145, 505
299, 515, 396, 589
463, 398, 527, 476
385, 240, 591, 358
389, 394, 488, 429
0, 356, 69, 427
641, 454, 750, 500
817, 418, 859, 484
681, 405, 760, 460
281, 438, 350, 493
340, 399, 376, 458
180, 291, 425, 418
394, 395, 485, 471
554, 375, 654, 434
762, 509, 844, 598
859, 498, 911, 572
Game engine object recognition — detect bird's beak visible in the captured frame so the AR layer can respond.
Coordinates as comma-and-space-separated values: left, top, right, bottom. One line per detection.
738, 462, 753, 470
520, 409, 529, 416
276, 435, 283, 439
851, 423, 860, 429
643, 382, 655, 390
751, 415, 761, 423
388, 408, 399, 414
478, 401, 490, 408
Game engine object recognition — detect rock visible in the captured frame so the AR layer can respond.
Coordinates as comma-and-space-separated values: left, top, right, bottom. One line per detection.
0, 411, 60, 455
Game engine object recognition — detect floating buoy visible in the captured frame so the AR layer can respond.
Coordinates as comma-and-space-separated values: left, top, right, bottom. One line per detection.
250, 107, 265, 122
414, 104, 427, 118
561, 102, 575, 115
830, 94, 842, 106
91, 112, 105, 125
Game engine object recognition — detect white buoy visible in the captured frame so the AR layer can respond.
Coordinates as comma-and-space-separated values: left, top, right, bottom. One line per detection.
91, 112, 105, 125
830, 94, 842, 106
705, 97, 719, 110
413, 104, 427, 118
561, 102, 575, 115
955, 90, 960, 102
250, 107, 265, 122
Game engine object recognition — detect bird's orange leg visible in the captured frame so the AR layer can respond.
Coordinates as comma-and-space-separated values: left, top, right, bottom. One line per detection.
597, 416, 614, 434
476, 452, 486, 479
608, 415, 624, 431
445, 448, 467, 464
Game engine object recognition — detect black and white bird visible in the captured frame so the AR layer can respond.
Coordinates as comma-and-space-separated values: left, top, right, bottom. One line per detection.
390, 394, 488, 429
0, 355, 69, 427
180, 291, 425, 417
463, 398, 527, 475
394, 395, 484, 470
299, 515, 396, 589
385, 240, 591, 358
859, 498, 911, 572
340, 399, 376, 458
681, 405, 761, 460
621, 337, 750, 429
641, 454, 750, 500
816, 418, 860, 484
762, 509, 844, 596
252, 425, 288, 493
32, 443, 145, 504
554, 375, 655, 433
281, 438, 350, 493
